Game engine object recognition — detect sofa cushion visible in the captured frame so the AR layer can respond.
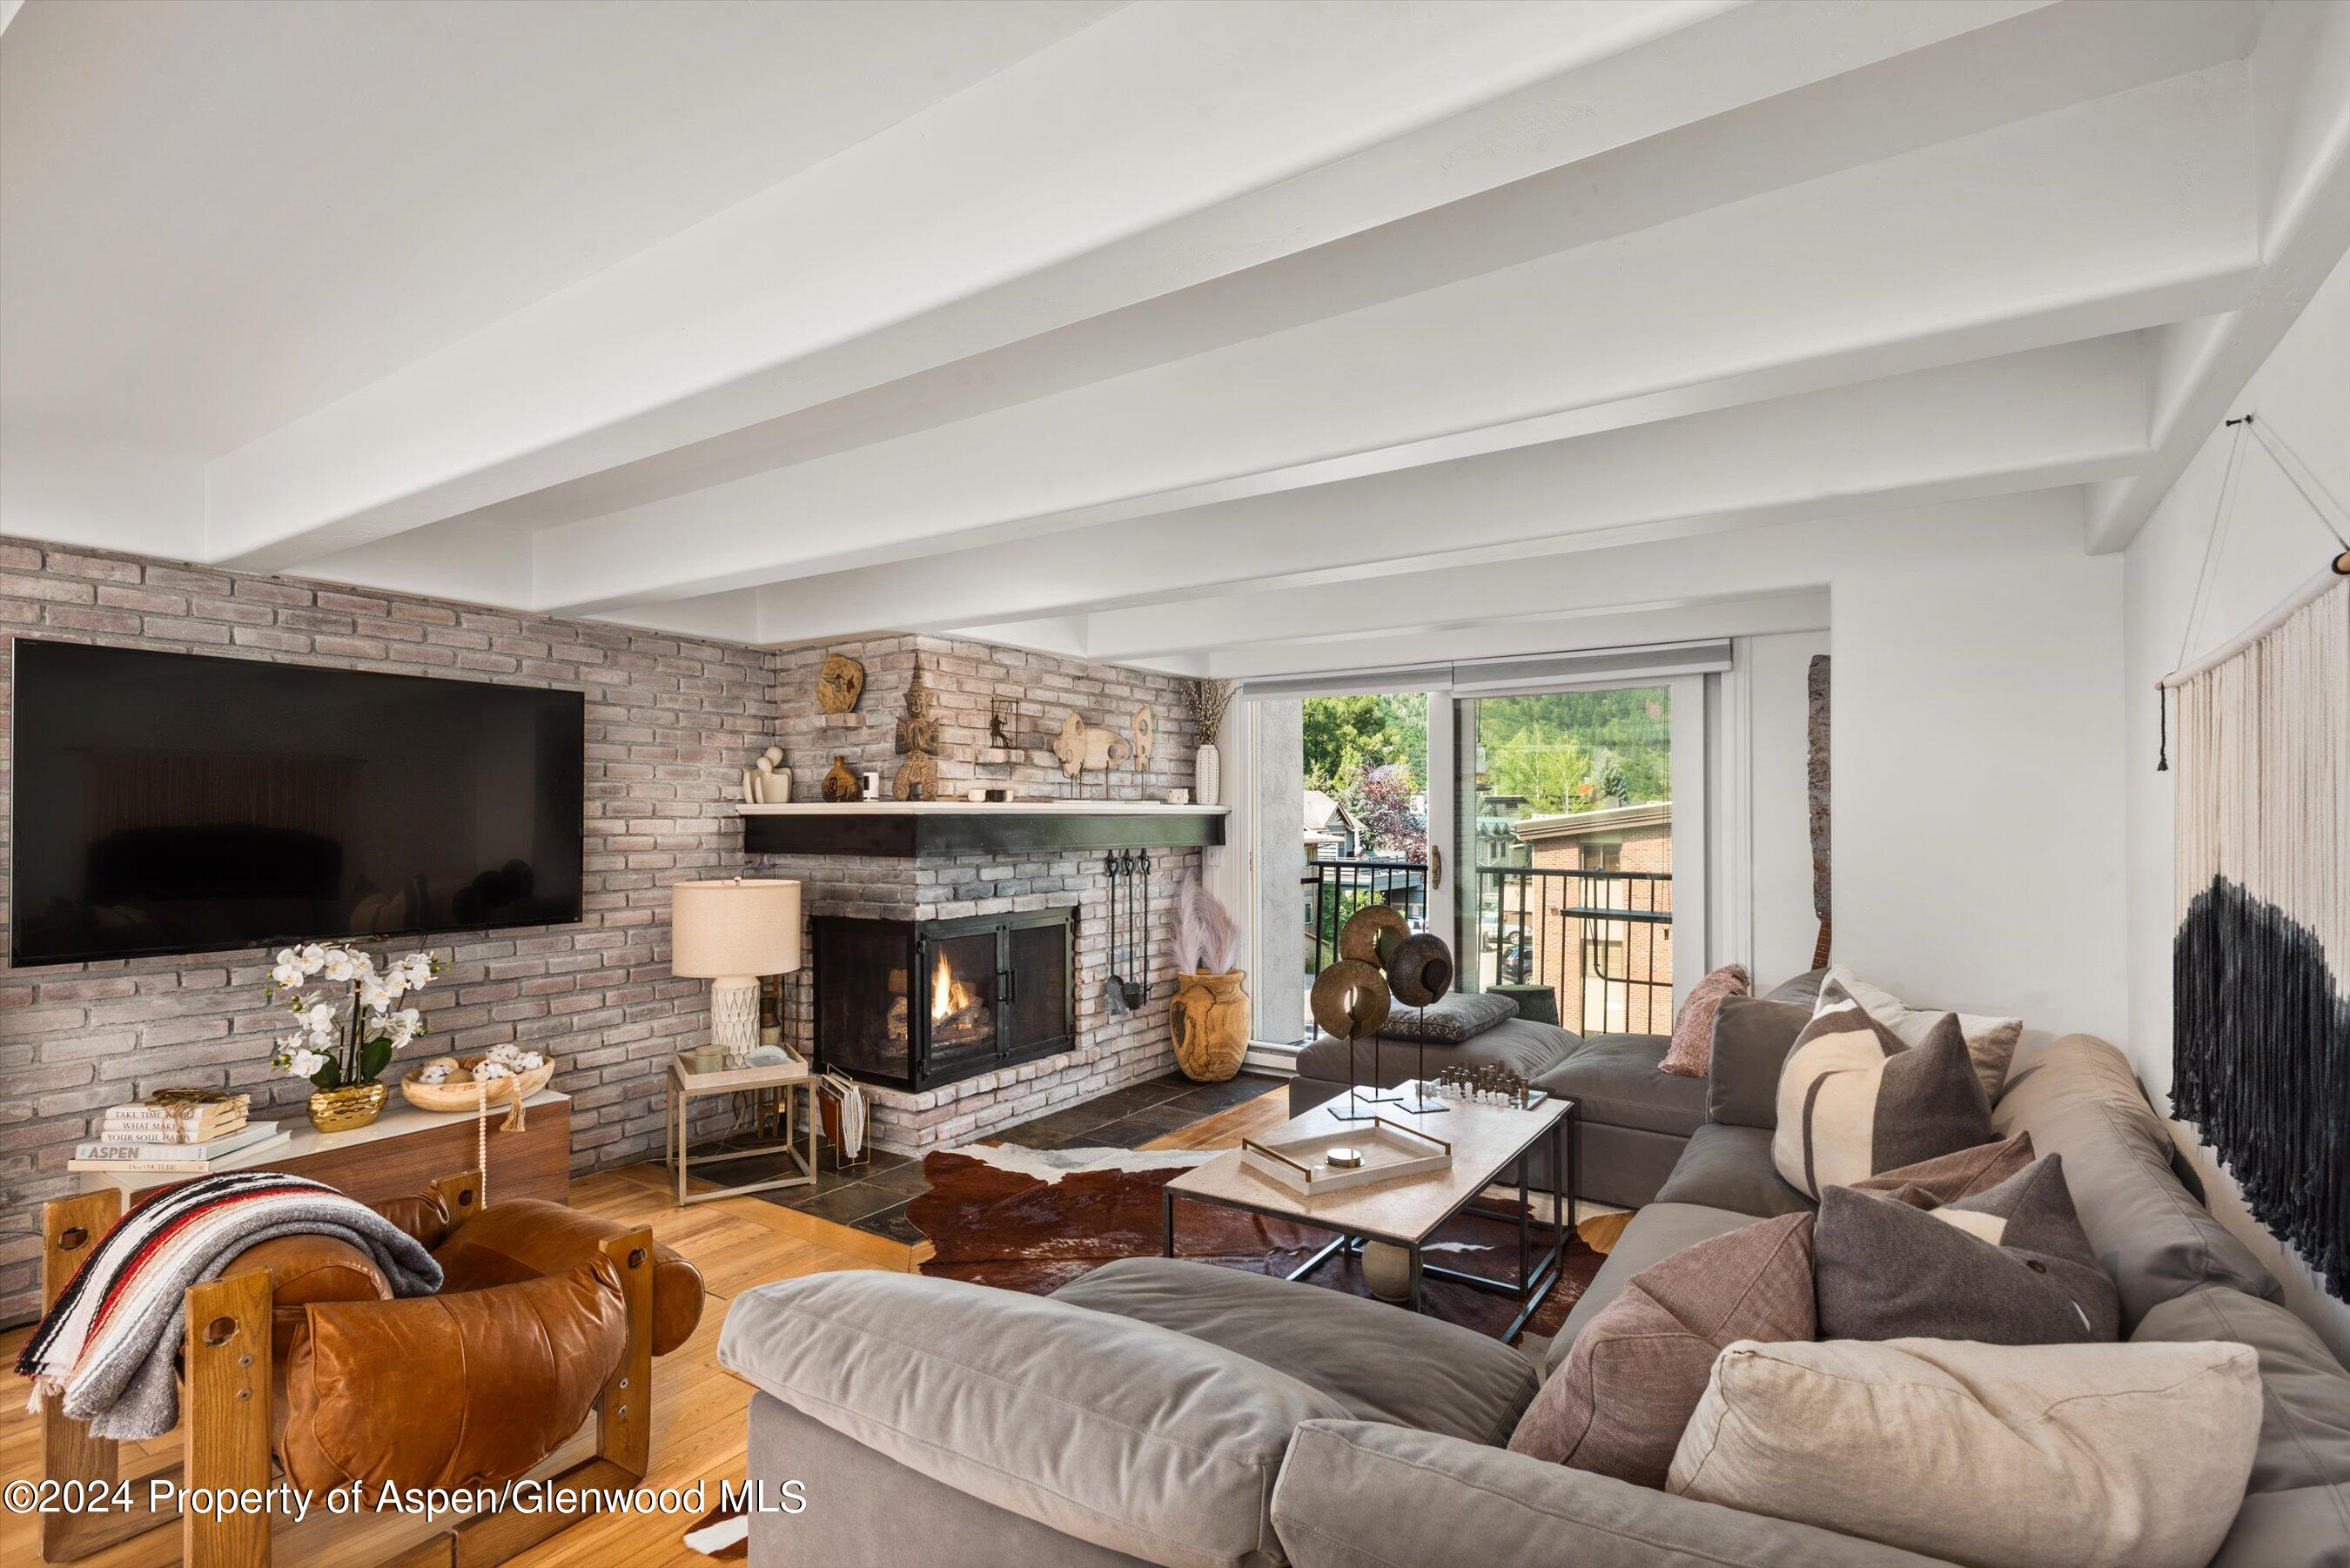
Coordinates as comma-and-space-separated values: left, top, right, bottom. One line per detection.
2207, 1487, 2350, 1568
2134, 1285, 2350, 1497
1274, 1419, 1947, 1568
1812, 1160, 2121, 1344
1653, 1124, 1815, 1218
1816, 965, 2023, 1102
1993, 1033, 2280, 1326
1705, 995, 1811, 1129
1758, 968, 1827, 1007
720, 1270, 1346, 1568
1670, 1337, 2265, 1568
1661, 964, 1749, 1077
1510, 1214, 1814, 1487
1772, 1001, 1992, 1197
1538, 1034, 1710, 1137
1548, 1203, 1757, 1374
1374, 990, 1516, 1042
1297, 1015, 1576, 1089
1050, 1256, 1535, 1447
1846, 1132, 2036, 1209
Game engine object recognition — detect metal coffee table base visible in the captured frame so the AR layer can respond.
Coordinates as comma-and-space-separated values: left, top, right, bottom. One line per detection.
1164, 1109, 1573, 1341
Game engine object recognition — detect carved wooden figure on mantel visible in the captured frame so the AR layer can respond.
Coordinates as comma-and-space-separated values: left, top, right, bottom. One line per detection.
891, 663, 943, 801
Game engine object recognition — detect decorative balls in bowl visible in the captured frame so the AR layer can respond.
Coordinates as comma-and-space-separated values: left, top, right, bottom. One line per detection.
400, 1044, 555, 1112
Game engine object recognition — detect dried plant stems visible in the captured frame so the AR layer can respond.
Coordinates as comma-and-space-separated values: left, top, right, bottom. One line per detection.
1185, 678, 1235, 740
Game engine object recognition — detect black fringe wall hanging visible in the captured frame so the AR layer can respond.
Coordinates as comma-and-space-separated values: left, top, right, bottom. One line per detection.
2166, 569, 2348, 1298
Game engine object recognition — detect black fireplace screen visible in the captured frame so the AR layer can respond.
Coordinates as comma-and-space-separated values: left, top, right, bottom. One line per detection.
812, 908, 1076, 1092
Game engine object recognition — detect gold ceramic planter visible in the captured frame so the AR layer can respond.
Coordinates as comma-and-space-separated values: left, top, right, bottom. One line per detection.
308, 1080, 388, 1133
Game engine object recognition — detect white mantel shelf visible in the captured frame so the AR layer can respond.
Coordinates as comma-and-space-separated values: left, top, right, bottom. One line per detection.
737, 801, 1227, 856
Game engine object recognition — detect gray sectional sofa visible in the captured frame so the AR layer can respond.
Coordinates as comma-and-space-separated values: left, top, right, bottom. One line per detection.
720, 1021, 2350, 1568
1288, 971, 1825, 1209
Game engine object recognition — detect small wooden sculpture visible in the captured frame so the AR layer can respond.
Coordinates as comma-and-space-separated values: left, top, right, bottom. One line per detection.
816, 653, 865, 714
1131, 706, 1155, 769
891, 665, 942, 801
1052, 714, 1131, 778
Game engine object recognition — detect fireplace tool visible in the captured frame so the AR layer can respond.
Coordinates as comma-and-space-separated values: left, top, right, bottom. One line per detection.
1106, 849, 1152, 1012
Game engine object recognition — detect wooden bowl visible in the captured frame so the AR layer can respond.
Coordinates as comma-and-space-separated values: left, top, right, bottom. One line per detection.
400, 1055, 556, 1114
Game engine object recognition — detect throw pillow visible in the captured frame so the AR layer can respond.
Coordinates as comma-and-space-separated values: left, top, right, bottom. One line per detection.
1373, 991, 1515, 1042
1507, 1213, 1812, 1488
1816, 965, 2023, 1102
1846, 1130, 2035, 1208
1702, 994, 1811, 1129
1770, 997, 1991, 1197
1814, 1156, 2121, 1343
1659, 964, 1749, 1077
1668, 1337, 2263, 1568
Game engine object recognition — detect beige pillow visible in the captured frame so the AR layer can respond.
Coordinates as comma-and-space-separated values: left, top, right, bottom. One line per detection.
1771, 996, 1992, 1197
1818, 966, 2022, 1102
1659, 963, 1749, 1077
1507, 1213, 1811, 1487
1668, 1337, 2262, 1568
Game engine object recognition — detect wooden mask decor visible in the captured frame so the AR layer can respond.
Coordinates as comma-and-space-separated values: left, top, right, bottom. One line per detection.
816, 653, 865, 714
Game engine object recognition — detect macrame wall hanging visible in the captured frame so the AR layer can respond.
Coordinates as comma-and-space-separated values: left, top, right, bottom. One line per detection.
2161, 413, 2350, 1298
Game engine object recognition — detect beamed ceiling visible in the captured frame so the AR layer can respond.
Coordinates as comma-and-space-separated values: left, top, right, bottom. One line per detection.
5, 1, 2347, 675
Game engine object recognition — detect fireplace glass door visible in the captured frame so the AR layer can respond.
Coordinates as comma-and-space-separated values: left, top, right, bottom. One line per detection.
813, 908, 1076, 1091
919, 930, 1001, 1084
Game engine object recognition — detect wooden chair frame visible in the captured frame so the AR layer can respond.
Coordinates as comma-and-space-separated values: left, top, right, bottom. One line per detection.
37, 1171, 656, 1568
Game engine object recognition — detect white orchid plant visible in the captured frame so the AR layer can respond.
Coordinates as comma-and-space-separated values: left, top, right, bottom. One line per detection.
266, 942, 446, 1090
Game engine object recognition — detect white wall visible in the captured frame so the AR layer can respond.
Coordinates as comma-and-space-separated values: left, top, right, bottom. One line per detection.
2124, 251, 2350, 1360
1831, 503, 2129, 1039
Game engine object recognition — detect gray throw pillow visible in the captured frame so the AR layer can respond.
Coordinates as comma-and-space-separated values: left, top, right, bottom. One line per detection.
1377, 991, 1516, 1042
1705, 995, 1811, 1129
1814, 1156, 2122, 1344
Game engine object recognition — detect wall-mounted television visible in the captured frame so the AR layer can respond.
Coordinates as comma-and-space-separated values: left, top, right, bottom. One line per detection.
10, 640, 585, 966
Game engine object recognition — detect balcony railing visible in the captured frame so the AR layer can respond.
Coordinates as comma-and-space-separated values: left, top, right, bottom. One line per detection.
1478, 866, 1673, 1036
1302, 857, 1427, 979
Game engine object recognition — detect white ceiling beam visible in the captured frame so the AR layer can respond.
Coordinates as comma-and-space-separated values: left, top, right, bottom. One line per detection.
2084, 0, 2350, 553
531, 68, 2253, 615
199, 0, 1789, 572
390, 0, 2235, 550
1071, 492, 2080, 667
747, 336, 2147, 644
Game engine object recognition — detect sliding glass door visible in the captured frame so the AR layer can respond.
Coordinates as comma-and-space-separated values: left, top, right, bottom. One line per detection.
1457, 680, 1701, 1035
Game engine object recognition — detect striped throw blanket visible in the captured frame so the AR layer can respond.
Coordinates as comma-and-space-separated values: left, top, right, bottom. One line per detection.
17, 1171, 442, 1439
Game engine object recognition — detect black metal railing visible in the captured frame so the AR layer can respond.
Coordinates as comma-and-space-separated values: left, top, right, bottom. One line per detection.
1477, 867, 1673, 1035
1302, 858, 1428, 978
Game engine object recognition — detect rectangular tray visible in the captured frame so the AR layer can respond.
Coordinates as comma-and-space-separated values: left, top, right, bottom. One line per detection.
1240, 1116, 1453, 1196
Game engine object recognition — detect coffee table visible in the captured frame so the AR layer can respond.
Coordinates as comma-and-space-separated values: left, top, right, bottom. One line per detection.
1162, 1089, 1574, 1338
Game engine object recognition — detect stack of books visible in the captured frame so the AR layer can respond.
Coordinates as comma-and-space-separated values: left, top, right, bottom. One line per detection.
70, 1093, 286, 1173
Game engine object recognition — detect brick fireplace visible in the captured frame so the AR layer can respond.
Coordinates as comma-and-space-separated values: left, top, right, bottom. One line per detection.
812, 907, 1076, 1092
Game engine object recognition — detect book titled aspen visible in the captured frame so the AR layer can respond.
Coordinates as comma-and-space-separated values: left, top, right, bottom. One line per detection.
69, 1131, 289, 1174
75, 1122, 279, 1163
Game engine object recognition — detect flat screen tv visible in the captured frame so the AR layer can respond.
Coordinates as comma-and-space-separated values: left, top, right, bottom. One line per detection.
10, 640, 585, 966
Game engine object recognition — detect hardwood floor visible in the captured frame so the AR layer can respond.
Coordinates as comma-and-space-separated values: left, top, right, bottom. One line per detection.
0, 1081, 1294, 1567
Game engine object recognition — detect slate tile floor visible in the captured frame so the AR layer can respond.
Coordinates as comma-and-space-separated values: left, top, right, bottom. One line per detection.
688, 1069, 1284, 1243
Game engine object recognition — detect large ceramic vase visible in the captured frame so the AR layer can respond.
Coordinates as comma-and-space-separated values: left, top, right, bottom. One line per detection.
1170, 969, 1250, 1082
308, 1080, 388, 1134
1194, 741, 1221, 807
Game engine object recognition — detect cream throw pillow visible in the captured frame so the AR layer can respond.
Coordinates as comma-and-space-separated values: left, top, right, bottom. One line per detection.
1818, 965, 2022, 1102
1668, 1337, 2262, 1568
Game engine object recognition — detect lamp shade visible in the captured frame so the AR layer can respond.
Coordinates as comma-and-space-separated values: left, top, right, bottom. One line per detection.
669, 878, 802, 977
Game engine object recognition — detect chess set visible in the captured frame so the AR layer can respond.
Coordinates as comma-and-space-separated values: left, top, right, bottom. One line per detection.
1420, 1064, 1549, 1110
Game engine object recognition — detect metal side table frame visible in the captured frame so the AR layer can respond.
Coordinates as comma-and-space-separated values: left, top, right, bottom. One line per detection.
664, 1055, 819, 1205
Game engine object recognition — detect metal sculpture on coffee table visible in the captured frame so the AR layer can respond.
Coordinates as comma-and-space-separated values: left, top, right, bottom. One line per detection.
1334, 906, 1412, 1105
1309, 956, 1390, 1123
1386, 930, 1456, 1115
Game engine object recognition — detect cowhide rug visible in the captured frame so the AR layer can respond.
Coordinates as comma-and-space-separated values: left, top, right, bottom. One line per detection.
906, 1142, 1605, 1344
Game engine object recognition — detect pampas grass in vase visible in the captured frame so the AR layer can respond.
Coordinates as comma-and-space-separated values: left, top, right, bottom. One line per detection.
1170, 881, 1249, 1082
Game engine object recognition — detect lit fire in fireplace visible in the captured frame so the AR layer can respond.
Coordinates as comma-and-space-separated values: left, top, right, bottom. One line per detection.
931, 948, 976, 1023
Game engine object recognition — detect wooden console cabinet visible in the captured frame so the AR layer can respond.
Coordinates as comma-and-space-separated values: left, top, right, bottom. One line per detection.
77, 1089, 572, 1208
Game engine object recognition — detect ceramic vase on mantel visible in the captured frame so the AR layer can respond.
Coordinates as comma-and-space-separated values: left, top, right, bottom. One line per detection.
1170, 969, 1249, 1082
1194, 741, 1221, 807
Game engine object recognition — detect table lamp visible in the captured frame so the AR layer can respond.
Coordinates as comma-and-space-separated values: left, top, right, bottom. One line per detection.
670, 877, 802, 1062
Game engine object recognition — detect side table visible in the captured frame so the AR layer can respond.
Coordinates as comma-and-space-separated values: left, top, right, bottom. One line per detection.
665, 1055, 818, 1206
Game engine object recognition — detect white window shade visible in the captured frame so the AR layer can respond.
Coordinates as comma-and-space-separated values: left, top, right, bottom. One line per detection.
1239, 640, 1730, 699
